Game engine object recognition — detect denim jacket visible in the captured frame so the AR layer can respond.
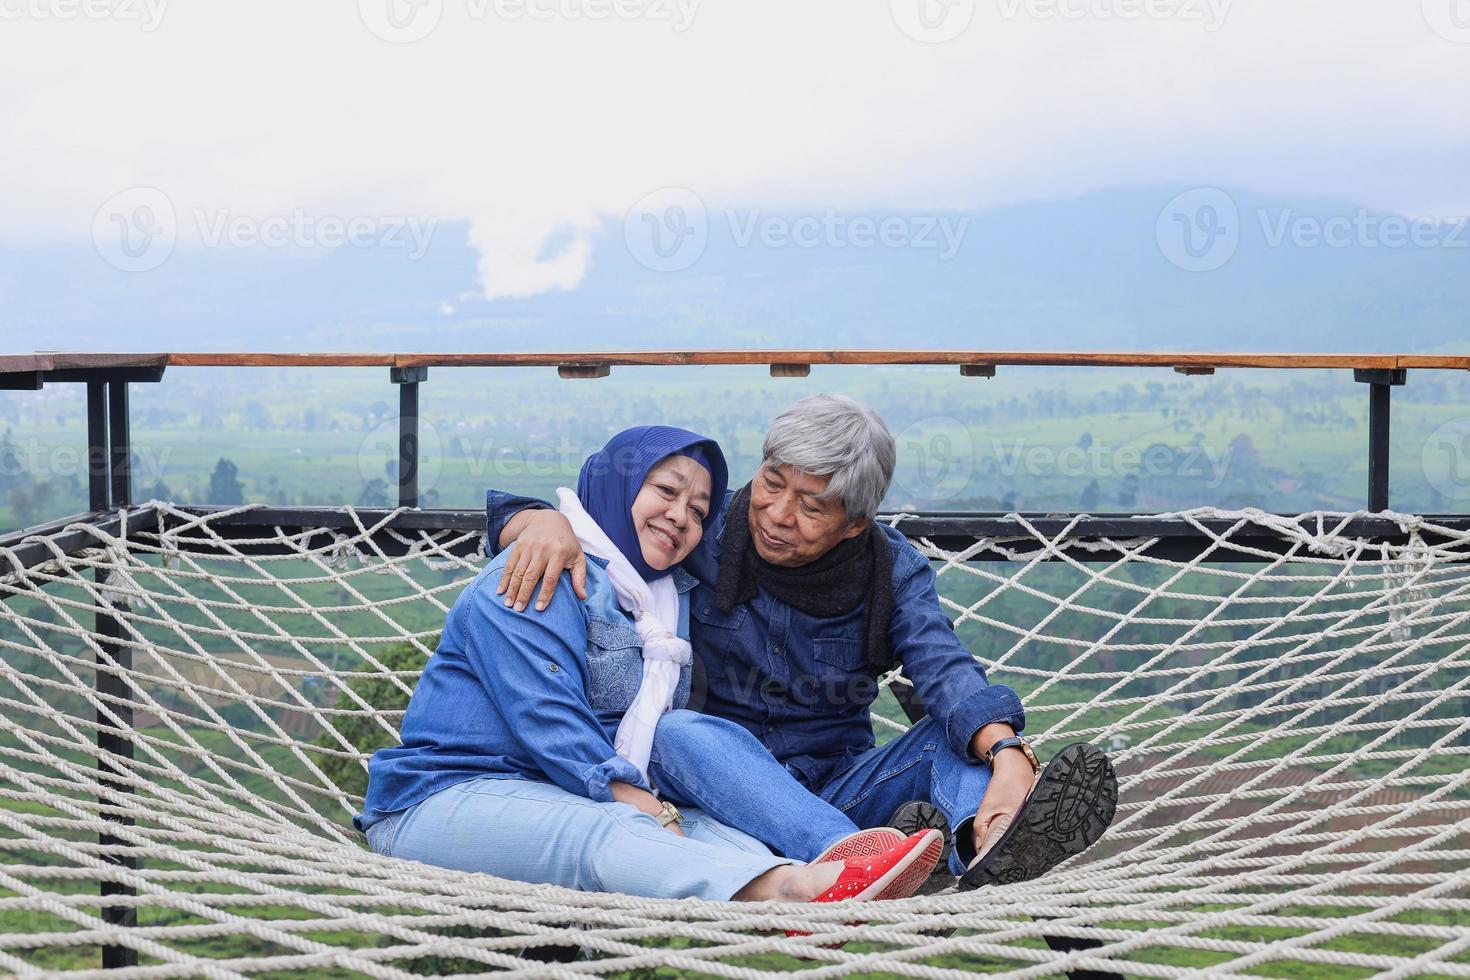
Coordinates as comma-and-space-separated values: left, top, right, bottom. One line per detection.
355, 545, 695, 832
485, 488, 1025, 791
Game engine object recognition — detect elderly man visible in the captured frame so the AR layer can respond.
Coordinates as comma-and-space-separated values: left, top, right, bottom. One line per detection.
485, 394, 1116, 887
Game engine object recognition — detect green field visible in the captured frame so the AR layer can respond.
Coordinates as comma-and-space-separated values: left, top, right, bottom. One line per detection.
5, 363, 1470, 533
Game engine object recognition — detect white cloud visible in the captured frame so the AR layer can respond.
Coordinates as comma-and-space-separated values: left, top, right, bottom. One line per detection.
467, 211, 597, 301
0, 0, 1465, 297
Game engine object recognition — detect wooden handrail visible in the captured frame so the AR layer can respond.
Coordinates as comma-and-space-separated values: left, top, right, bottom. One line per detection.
4, 350, 1467, 372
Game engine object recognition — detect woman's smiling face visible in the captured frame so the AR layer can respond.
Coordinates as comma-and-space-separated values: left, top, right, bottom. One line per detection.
630, 455, 712, 570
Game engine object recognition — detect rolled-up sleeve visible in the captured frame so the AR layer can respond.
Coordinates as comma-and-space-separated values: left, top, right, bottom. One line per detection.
885, 529, 1026, 758
484, 489, 554, 558
455, 562, 649, 799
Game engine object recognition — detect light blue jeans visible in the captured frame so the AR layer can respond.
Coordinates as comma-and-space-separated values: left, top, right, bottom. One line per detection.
365, 776, 795, 901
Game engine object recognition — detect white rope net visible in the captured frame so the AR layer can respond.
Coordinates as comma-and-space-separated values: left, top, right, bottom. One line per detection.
2, 500, 1468, 978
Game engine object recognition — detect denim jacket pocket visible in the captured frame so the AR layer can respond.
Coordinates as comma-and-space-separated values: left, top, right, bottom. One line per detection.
812, 636, 865, 672
691, 601, 747, 631
585, 618, 644, 713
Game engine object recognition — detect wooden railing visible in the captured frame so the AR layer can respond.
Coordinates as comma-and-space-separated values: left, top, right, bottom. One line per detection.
0, 347, 1453, 512
3, 348, 1469, 376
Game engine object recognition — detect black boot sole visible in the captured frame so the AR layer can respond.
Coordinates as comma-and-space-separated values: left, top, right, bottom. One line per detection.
887, 799, 955, 870
960, 742, 1118, 890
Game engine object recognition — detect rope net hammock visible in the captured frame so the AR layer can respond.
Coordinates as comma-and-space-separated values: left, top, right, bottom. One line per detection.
2, 501, 1468, 978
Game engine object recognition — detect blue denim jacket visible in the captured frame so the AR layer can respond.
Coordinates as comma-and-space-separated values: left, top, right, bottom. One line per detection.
355, 546, 695, 832
485, 489, 1025, 791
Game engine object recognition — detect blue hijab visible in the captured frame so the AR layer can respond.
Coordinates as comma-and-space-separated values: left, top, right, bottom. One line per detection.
576, 426, 728, 582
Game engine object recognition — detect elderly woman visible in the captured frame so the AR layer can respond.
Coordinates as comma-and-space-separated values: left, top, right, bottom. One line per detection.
356, 426, 942, 907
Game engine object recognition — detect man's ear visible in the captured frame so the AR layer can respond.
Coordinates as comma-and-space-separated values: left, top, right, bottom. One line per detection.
840, 517, 869, 541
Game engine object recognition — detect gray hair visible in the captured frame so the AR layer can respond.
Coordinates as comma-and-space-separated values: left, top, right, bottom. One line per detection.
761, 394, 896, 524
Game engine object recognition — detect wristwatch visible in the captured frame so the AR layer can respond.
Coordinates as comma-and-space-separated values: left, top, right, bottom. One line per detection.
981, 735, 1041, 775
655, 800, 683, 828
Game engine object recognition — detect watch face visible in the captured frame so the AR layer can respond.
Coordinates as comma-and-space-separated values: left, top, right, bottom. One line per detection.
1021, 743, 1041, 773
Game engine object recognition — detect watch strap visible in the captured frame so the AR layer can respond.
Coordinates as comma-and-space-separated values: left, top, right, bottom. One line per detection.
982, 736, 1041, 774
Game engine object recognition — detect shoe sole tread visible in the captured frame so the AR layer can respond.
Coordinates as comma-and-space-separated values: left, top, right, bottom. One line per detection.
963, 743, 1118, 889
813, 828, 903, 865
888, 800, 955, 868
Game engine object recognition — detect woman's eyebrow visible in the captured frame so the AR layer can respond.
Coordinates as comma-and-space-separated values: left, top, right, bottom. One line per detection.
651, 465, 712, 501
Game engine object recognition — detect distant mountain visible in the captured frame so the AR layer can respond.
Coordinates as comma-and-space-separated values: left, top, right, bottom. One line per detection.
2, 186, 1465, 353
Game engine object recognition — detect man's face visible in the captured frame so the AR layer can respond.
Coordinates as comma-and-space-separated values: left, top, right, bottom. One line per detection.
747, 462, 867, 567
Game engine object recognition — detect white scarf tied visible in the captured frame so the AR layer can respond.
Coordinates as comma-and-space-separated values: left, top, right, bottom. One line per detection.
555, 487, 689, 784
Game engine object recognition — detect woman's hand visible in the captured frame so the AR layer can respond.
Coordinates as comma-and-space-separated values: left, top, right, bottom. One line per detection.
496, 510, 587, 612
610, 781, 684, 836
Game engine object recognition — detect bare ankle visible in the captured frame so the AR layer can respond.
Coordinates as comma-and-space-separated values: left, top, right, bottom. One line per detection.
733, 867, 785, 901
777, 868, 814, 901
733, 864, 840, 902
784, 862, 842, 901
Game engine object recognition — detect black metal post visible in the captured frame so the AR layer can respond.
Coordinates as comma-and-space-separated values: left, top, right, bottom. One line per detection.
392, 367, 427, 509
1368, 382, 1391, 511
1355, 368, 1406, 512
108, 382, 131, 508
95, 580, 137, 969
87, 381, 109, 511
82, 375, 138, 968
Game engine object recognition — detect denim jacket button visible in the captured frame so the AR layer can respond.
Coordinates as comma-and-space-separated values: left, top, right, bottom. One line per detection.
547, 663, 560, 673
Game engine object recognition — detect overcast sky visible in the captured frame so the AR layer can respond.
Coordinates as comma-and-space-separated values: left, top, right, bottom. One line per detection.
1, 0, 1466, 300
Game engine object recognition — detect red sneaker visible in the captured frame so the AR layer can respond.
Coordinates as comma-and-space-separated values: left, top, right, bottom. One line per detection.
786, 830, 945, 940
811, 827, 903, 865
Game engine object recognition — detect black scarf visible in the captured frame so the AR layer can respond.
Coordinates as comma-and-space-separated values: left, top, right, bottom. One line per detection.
715, 483, 894, 673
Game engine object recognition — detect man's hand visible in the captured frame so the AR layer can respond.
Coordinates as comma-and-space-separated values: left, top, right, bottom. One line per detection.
972, 752, 1035, 858
496, 510, 587, 612
969, 722, 1035, 860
